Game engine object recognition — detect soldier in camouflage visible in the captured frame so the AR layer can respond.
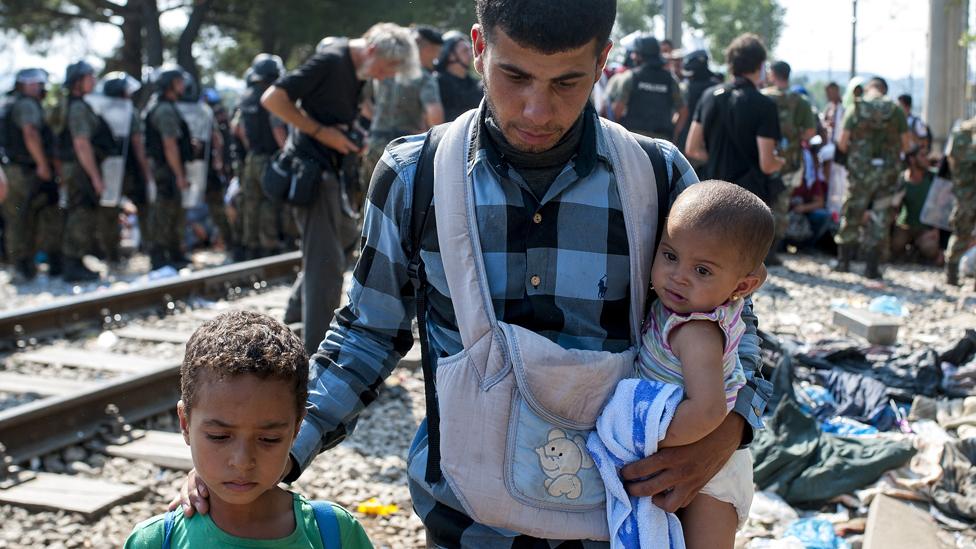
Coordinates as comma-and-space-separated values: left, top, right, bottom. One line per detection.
58, 61, 114, 282
835, 77, 910, 279
762, 61, 817, 265
1, 68, 63, 281
945, 116, 976, 287
144, 67, 192, 270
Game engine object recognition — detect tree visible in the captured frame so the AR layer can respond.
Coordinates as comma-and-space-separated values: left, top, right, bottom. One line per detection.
684, 0, 785, 63
615, 0, 661, 36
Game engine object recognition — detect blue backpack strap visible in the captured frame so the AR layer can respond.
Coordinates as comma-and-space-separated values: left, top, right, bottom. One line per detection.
310, 500, 342, 549
161, 509, 177, 549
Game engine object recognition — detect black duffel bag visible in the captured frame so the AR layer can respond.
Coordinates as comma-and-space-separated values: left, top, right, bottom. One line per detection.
261, 149, 321, 206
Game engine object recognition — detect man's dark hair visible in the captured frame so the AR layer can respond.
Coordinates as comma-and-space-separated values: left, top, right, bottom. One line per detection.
660, 38, 674, 49
669, 180, 775, 272
476, 0, 616, 55
181, 310, 309, 416
826, 81, 839, 90
724, 33, 767, 77
867, 76, 888, 94
898, 94, 912, 108
770, 60, 791, 81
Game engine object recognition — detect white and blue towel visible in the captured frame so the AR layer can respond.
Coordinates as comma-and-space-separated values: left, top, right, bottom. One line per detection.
586, 378, 686, 549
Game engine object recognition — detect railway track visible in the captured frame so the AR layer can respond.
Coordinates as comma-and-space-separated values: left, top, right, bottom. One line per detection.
0, 253, 302, 513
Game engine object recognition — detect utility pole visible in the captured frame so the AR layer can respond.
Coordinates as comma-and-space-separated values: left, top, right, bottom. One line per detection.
664, 0, 683, 49
925, 0, 970, 149
850, 0, 858, 80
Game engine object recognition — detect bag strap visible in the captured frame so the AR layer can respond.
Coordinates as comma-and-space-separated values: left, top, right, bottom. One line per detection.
310, 501, 342, 549
631, 134, 671, 321
161, 509, 177, 549
406, 123, 448, 484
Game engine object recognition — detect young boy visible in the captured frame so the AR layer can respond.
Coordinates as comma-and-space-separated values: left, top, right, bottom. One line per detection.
124, 310, 373, 548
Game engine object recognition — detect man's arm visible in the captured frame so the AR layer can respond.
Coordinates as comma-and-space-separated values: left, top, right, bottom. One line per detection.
260, 86, 359, 154
73, 137, 104, 195
757, 136, 785, 175
161, 136, 187, 190
21, 124, 51, 181
684, 121, 708, 162
0, 165, 7, 204
130, 132, 152, 184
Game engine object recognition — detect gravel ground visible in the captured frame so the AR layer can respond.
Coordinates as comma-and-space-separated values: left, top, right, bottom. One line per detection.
0, 252, 972, 548
0, 250, 232, 312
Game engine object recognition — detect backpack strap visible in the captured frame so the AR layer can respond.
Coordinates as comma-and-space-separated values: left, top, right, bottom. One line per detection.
630, 134, 673, 321
405, 123, 448, 485
161, 509, 177, 549
310, 501, 342, 549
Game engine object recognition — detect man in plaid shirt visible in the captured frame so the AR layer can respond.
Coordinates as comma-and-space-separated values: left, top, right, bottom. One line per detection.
179, 1, 771, 546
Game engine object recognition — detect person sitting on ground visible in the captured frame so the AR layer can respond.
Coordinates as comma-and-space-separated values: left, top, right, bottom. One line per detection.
891, 144, 942, 264
630, 181, 772, 549
124, 311, 372, 549
785, 139, 832, 249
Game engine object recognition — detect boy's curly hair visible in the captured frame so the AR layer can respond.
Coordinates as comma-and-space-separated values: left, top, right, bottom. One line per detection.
181, 310, 308, 415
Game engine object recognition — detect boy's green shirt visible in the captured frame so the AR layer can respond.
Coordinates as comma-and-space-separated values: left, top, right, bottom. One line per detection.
124, 492, 373, 549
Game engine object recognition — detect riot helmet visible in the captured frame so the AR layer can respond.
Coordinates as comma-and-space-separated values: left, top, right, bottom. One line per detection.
202, 87, 221, 106
246, 53, 285, 85
435, 30, 467, 72
64, 60, 96, 89
99, 71, 142, 98
15, 68, 48, 86
632, 35, 663, 66
152, 65, 187, 95
179, 72, 200, 102
683, 49, 710, 76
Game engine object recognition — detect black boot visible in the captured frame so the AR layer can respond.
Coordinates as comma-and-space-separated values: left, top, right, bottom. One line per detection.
834, 244, 853, 273
150, 250, 170, 270
864, 248, 883, 280
47, 253, 63, 277
14, 258, 36, 282
62, 256, 99, 282
946, 262, 960, 286
168, 250, 191, 269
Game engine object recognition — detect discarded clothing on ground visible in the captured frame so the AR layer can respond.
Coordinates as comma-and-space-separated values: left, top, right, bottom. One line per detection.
813, 369, 896, 430
930, 437, 976, 521
909, 395, 976, 439
752, 398, 916, 505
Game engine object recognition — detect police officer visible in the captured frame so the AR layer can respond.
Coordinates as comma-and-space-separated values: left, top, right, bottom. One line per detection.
762, 61, 817, 264
944, 116, 976, 287
144, 66, 192, 270
59, 61, 114, 282
102, 72, 153, 256
2, 68, 62, 281
235, 54, 288, 260
434, 30, 484, 123
608, 35, 687, 142
678, 49, 721, 160
835, 77, 910, 279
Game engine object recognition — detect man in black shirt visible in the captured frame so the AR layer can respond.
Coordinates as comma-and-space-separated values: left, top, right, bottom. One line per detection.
261, 22, 420, 354
685, 33, 784, 204
434, 30, 485, 122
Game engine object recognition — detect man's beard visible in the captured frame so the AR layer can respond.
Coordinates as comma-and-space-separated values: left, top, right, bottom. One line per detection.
484, 92, 565, 154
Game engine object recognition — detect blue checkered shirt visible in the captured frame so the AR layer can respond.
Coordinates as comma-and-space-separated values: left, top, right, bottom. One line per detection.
291, 106, 772, 547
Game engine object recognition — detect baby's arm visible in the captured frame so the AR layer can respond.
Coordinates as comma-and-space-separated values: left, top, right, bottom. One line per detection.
659, 319, 728, 448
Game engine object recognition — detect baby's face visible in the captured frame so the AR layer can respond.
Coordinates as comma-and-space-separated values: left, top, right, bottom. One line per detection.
650, 223, 750, 314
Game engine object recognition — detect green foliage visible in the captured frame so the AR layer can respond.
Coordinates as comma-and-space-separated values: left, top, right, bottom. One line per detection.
616, 0, 661, 35
684, 0, 785, 63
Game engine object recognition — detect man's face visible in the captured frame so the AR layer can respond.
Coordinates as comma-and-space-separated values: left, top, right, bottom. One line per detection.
171, 77, 186, 98
826, 86, 841, 103
418, 40, 441, 70
80, 74, 96, 95
473, 25, 610, 153
20, 82, 42, 98
361, 51, 401, 81
453, 40, 474, 68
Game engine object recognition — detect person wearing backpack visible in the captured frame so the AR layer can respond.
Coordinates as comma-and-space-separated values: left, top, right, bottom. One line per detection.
176, 2, 771, 546
835, 77, 910, 279
762, 61, 817, 265
1, 68, 63, 281
124, 311, 372, 549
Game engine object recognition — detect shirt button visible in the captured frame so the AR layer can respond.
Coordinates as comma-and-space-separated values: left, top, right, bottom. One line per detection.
533, 213, 543, 224
530, 275, 541, 287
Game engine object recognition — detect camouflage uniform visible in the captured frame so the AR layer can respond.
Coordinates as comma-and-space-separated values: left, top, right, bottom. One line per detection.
145, 100, 190, 266
762, 86, 817, 240
236, 85, 287, 256
945, 117, 976, 273
834, 96, 907, 252
61, 97, 106, 262
2, 94, 62, 274
362, 71, 442, 193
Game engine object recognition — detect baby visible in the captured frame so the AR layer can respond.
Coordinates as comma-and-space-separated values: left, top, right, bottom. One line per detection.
637, 180, 773, 549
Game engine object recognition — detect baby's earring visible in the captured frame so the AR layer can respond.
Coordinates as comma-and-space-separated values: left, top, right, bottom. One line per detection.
730, 294, 740, 301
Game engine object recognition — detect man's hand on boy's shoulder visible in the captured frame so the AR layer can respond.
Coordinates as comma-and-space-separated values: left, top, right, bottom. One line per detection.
169, 468, 210, 517
619, 413, 744, 513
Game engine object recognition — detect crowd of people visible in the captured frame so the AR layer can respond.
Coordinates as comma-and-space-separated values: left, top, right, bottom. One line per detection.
591, 32, 975, 286
2, 1, 974, 548
0, 22, 485, 290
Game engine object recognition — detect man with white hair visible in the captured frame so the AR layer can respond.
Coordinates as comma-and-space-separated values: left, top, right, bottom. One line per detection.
261, 22, 419, 354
